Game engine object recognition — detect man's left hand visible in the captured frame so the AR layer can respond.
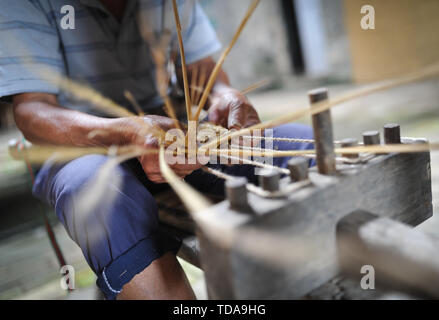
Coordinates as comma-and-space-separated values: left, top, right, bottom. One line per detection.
208, 86, 261, 130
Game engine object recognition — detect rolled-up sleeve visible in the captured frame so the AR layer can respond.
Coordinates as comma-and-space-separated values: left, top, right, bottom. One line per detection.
0, 0, 64, 99
181, 0, 221, 64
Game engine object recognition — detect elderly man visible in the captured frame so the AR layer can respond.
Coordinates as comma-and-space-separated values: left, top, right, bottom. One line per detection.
0, 0, 313, 299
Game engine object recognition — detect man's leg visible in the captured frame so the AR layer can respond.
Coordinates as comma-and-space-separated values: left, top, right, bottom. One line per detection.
33, 155, 195, 300
117, 252, 194, 300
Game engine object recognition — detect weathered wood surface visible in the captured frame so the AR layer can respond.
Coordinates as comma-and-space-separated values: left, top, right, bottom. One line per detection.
199, 146, 432, 299
337, 210, 439, 298
178, 235, 201, 269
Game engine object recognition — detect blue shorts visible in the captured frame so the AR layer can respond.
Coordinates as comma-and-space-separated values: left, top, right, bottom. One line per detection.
32, 123, 314, 299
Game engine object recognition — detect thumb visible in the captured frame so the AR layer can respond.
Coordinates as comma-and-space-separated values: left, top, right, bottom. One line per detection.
208, 105, 222, 126
228, 106, 244, 130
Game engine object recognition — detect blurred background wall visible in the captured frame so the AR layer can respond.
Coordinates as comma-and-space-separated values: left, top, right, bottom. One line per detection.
344, 0, 439, 82
200, 0, 292, 88
200, 0, 439, 86
200, 0, 353, 87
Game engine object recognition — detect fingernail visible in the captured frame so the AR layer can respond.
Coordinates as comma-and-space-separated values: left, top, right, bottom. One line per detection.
230, 125, 242, 131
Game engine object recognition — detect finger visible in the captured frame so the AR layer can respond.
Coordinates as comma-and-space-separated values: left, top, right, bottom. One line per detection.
243, 116, 261, 128
140, 153, 160, 170
150, 170, 189, 181
176, 173, 192, 179
174, 169, 195, 177
147, 174, 167, 184
171, 162, 202, 172
208, 106, 228, 128
169, 157, 203, 169
228, 104, 247, 130
207, 107, 220, 125
144, 115, 184, 131
230, 104, 261, 129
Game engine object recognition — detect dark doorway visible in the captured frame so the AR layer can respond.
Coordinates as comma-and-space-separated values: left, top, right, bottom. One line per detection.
280, 0, 304, 75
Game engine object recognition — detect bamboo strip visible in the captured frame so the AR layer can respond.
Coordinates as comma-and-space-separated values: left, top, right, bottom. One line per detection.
200, 62, 439, 151
193, 0, 260, 121
207, 142, 439, 158
12, 145, 158, 164
241, 79, 270, 95
190, 65, 199, 104
172, 0, 192, 121
124, 90, 145, 116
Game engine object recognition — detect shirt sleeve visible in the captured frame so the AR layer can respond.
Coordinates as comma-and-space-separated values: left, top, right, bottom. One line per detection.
0, 0, 65, 100
180, 0, 222, 64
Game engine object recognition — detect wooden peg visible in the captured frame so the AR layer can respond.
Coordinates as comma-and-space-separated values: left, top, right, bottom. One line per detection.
308, 88, 336, 174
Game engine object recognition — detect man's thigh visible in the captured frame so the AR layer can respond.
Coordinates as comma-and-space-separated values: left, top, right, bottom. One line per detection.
33, 155, 181, 299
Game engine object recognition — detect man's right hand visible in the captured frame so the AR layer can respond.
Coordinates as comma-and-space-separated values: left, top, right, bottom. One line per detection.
114, 115, 202, 184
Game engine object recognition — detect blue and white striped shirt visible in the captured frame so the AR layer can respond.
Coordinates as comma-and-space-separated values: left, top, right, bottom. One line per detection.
0, 0, 221, 114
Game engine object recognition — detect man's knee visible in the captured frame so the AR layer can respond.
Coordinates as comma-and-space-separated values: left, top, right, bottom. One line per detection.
269, 123, 315, 168
33, 155, 109, 205
34, 155, 162, 272
273, 123, 314, 140
53, 155, 160, 232
39, 155, 156, 212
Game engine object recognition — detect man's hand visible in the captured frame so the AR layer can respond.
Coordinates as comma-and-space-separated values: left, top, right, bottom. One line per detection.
121, 115, 202, 184
184, 57, 261, 130
208, 85, 261, 130
13, 93, 201, 184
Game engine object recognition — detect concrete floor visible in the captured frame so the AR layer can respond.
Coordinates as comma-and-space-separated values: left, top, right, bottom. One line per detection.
0, 77, 438, 300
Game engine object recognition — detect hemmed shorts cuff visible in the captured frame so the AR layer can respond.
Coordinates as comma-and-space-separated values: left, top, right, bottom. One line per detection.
96, 229, 182, 300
